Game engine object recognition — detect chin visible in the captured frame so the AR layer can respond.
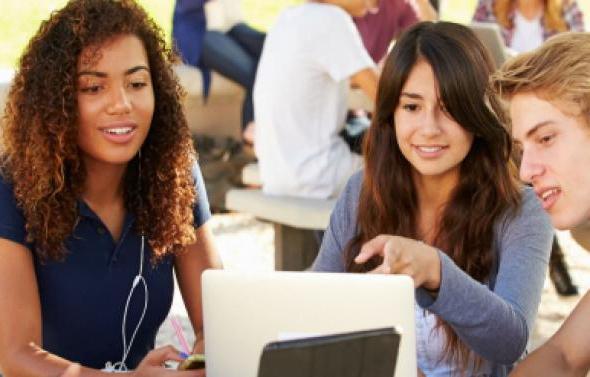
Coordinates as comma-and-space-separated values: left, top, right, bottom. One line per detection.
551, 212, 589, 231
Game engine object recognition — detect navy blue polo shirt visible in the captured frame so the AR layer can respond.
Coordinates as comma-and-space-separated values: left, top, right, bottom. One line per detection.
0, 163, 211, 370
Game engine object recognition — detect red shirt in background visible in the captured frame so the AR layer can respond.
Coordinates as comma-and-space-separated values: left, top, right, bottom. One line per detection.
354, 0, 421, 63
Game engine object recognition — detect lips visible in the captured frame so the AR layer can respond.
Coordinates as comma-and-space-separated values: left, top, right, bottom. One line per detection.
413, 144, 448, 158
99, 122, 138, 144
535, 187, 562, 210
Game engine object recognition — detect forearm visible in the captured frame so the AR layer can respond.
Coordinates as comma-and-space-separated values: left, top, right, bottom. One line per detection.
175, 224, 221, 341
416, 252, 529, 363
414, 0, 438, 21
510, 341, 584, 377
1, 343, 109, 377
350, 68, 378, 103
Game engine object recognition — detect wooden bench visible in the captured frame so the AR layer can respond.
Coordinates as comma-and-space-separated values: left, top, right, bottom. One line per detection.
227, 163, 337, 271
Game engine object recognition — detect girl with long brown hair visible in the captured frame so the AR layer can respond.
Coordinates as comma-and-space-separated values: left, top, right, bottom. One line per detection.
473, 0, 585, 53
311, 22, 553, 376
0, 0, 220, 375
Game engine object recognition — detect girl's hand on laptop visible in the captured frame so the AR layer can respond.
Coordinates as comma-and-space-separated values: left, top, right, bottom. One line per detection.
355, 235, 441, 291
133, 345, 205, 377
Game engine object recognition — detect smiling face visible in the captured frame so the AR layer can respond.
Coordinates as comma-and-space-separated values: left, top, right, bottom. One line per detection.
76, 33, 154, 169
394, 60, 474, 184
511, 91, 590, 229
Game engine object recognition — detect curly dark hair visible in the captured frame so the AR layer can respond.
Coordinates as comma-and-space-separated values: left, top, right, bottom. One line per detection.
1, 0, 198, 261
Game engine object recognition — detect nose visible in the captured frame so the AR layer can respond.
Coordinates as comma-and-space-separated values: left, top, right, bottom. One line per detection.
106, 86, 131, 115
419, 108, 442, 137
519, 148, 545, 184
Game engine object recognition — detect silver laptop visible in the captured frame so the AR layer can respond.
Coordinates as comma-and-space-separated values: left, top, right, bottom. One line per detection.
202, 270, 417, 377
469, 22, 511, 68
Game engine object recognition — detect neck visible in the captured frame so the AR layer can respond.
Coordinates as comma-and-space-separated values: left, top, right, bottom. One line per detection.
517, 0, 544, 19
413, 169, 459, 240
82, 157, 127, 208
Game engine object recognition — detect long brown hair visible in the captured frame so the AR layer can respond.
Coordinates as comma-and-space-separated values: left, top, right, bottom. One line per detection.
494, 0, 568, 33
345, 22, 521, 370
1, 0, 197, 262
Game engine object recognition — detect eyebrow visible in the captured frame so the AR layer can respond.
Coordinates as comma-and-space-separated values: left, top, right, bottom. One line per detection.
524, 121, 555, 140
400, 92, 423, 100
77, 65, 150, 78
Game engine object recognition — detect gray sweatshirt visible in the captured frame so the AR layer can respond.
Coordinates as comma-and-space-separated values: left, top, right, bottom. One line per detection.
311, 171, 553, 376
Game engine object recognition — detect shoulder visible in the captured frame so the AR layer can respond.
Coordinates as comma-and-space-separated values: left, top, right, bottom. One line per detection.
0, 172, 18, 211
0, 171, 28, 245
191, 161, 212, 227
339, 171, 363, 205
496, 186, 552, 243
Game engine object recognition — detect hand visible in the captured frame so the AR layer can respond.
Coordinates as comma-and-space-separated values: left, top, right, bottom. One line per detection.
133, 345, 205, 377
355, 235, 441, 291
58, 364, 81, 377
418, 367, 426, 377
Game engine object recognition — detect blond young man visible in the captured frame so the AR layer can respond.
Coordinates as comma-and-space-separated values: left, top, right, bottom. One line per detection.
493, 32, 590, 376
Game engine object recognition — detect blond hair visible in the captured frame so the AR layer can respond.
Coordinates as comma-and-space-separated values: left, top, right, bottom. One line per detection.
492, 32, 590, 123
493, 0, 568, 33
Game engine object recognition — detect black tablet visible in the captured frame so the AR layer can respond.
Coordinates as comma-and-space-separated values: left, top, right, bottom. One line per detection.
257, 327, 401, 377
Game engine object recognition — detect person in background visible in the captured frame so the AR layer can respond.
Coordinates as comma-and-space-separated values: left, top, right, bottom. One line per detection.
312, 21, 553, 376
473, 0, 585, 53
354, 0, 438, 65
254, 0, 379, 199
0, 0, 221, 375
173, 0, 265, 145
493, 31, 590, 377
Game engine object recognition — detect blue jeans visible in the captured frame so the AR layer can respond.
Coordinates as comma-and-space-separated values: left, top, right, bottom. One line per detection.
201, 23, 265, 130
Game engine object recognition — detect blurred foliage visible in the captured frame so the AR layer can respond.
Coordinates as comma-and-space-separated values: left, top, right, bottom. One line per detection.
0, 0, 588, 69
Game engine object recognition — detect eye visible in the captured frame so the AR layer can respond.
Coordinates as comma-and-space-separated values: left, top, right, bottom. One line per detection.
402, 103, 419, 112
80, 85, 102, 94
130, 81, 147, 89
538, 134, 555, 145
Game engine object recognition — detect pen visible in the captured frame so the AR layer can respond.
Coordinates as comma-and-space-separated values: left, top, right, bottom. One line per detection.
169, 315, 191, 355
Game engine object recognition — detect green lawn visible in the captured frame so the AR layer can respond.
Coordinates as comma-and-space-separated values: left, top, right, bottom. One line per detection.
1, 0, 589, 70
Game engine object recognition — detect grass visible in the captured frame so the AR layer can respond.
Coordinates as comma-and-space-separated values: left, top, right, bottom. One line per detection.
1, 1, 589, 70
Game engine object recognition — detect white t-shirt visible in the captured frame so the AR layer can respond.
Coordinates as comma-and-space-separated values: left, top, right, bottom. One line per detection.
510, 10, 544, 53
253, 3, 374, 199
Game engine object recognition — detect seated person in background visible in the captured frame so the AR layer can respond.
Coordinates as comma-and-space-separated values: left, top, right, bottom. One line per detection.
0, 0, 220, 375
493, 31, 590, 377
254, 0, 379, 199
354, 0, 438, 64
473, 0, 585, 53
173, 0, 265, 144
312, 22, 553, 377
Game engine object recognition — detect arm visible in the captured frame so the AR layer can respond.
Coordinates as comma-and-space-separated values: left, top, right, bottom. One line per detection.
472, 0, 496, 23
563, 0, 585, 32
413, 0, 438, 21
0, 239, 105, 377
355, 189, 554, 364
350, 68, 379, 104
511, 290, 590, 376
415, 190, 553, 363
310, 172, 362, 272
174, 222, 222, 353
0, 238, 201, 377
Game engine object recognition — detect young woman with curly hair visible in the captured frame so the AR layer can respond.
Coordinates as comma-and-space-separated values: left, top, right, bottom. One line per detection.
0, 0, 220, 375
311, 22, 553, 376
473, 0, 585, 53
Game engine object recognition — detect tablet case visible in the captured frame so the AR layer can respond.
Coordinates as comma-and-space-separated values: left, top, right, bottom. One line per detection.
257, 327, 400, 377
